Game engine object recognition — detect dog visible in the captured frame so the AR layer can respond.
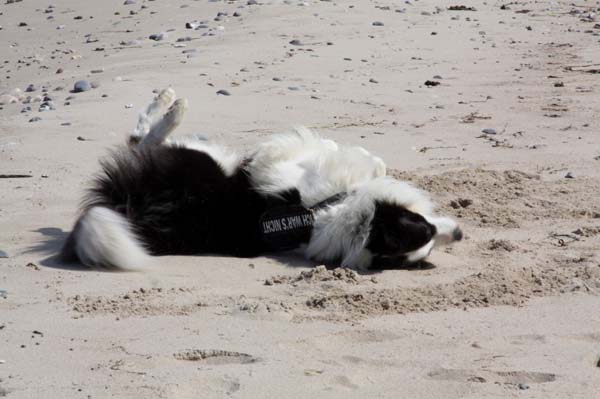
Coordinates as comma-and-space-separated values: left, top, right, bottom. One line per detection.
61, 88, 462, 271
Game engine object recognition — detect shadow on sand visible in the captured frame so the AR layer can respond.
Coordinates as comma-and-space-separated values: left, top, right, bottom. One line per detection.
25, 227, 437, 274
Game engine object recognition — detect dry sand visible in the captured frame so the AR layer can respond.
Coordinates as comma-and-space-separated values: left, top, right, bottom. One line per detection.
1, 0, 600, 397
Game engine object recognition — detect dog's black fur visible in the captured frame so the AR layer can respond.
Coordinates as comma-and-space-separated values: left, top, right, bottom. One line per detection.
83, 145, 303, 257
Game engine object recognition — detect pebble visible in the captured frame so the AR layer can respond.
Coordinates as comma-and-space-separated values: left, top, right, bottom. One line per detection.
25, 84, 37, 92
39, 102, 55, 112
424, 80, 440, 87
149, 32, 167, 41
123, 0, 136, 4
247, 0, 258, 5
186, 21, 201, 29
372, 21, 385, 26
518, 383, 529, 390
29, 117, 42, 123
73, 80, 91, 93
216, 89, 231, 96
565, 172, 574, 179
482, 128, 497, 135
0, 250, 8, 258
56, 68, 63, 74
289, 39, 303, 46
369, 78, 379, 83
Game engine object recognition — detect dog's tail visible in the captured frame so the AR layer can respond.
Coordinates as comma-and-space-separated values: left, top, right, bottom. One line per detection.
60, 207, 151, 270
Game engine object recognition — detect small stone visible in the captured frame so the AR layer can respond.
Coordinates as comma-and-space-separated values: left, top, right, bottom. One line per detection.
247, 0, 258, 5
186, 21, 201, 29
565, 172, 574, 179
73, 80, 91, 93
149, 32, 167, 41
289, 39, 303, 46
25, 84, 37, 92
0, 250, 8, 258
482, 128, 497, 135
123, 0, 136, 4
56, 68, 63, 74
518, 383, 529, 390
369, 78, 379, 83
29, 117, 42, 123
424, 80, 440, 87
554, 82, 564, 87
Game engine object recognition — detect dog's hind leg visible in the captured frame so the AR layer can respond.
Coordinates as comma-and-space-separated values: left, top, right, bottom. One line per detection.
139, 98, 188, 148
131, 88, 177, 144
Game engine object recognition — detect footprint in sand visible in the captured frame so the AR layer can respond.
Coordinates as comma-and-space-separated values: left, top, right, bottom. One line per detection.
173, 349, 257, 365
428, 368, 556, 384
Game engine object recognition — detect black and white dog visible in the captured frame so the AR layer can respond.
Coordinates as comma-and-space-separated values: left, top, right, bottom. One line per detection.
61, 88, 462, 270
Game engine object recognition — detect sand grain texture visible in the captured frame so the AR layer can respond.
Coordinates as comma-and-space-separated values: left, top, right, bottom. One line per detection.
1, 0, 600, 397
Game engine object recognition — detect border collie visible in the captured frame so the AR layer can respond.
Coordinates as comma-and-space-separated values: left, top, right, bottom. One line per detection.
61, 88, 462, 270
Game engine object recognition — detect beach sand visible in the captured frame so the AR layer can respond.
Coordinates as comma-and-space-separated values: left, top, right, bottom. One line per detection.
1, 1, 599, 397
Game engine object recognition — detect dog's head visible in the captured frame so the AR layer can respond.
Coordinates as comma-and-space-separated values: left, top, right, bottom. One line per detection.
308, 177, 462, 270
366, 200, 462, 267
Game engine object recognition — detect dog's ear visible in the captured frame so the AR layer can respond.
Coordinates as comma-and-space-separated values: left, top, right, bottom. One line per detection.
367, 202, 436, 255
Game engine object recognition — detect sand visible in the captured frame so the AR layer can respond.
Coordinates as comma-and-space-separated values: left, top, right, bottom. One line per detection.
1, 0, 600, 397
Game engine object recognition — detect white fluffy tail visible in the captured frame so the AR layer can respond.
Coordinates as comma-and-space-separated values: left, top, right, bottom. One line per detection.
62, 207, 151, 270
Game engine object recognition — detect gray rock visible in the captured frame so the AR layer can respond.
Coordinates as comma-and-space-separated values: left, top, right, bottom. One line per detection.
216, 89, 231, 96
149, 32, 167, 41
289, 39, 303, 45
565, 172, 574, 179
0, 250, 8, 258
372, 21, 384, 26
518, 383, 529, 390
73, 80, 91, 93
482, 128, 497, 135
247, 0, 258, 4
25, 84, 37, 92
124, 0, 136, 4
29, 117, 42, 122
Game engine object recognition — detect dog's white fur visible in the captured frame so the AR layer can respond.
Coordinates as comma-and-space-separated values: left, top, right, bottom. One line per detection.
73, 89, 458, 270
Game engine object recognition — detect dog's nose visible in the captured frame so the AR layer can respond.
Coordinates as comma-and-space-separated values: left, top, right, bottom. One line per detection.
452, 228, 463, 241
